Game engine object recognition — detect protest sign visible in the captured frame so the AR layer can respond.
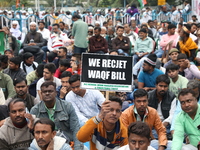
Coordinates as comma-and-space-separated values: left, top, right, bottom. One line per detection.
81, 53, 132, 92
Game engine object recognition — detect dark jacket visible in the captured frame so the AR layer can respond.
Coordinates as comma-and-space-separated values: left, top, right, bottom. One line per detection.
10, 36, 19, 56
148, 89, 176, 119
6, 93, 37, 111
23, 32, 44, 48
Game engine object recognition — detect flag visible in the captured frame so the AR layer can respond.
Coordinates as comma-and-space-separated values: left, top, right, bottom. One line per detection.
138, 0, 147, 8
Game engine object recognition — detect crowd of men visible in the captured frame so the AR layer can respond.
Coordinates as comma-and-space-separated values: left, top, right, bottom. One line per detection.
0, 1, 200, 150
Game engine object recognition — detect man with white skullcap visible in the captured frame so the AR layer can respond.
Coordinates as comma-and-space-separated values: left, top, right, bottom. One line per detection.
22, 22, 45, 63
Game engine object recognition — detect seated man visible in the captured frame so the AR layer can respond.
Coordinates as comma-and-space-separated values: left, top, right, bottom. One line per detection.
54, 59, 70, 79
65, 74, 105, 126
89, 26, 108, 54
26, 64, 44, 86
6, 78, 39, 111
166, 64, 188, 98
23, 22, 45, 63
148, 75, 176, 137
155, 24, 179, 58
30, 81, 83, 150
20, 52, 38, 75
77, 96, 128, 149
121, 89, 170, 150
133, 28, 153, 65
52, 47, 68, 69
0, 98, 34, 149
177, 25, 198, 62
138, 54, 164, 91
37, 21, 51, 63
163, 48, 179, 68
172, 88, 200, 150
29, 118, 72, 150
106, 26, 116, 51
66, 54, 81, 75
177, 53, 200, 80
3, 56, 26, 81
0, 63, 16, 99
47, 23, 71, 62
112, 26, 130, 56
171, 80, 200, 134
36, 63, 61, 101
118, 121, 156, 150
57, 71, 72, 100
0, 55, 9, 71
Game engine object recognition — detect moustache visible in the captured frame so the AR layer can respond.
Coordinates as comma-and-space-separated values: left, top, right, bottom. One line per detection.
15, 116, 23, 120
37, 139, 46, 143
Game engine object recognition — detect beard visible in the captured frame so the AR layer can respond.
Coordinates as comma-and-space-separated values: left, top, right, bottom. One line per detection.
159, 90, 166, 96
30, 29, 36, 34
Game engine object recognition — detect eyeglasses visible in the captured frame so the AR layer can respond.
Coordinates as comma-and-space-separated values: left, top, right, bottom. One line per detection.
12, 25, 17, 26
88, 31, 93, 33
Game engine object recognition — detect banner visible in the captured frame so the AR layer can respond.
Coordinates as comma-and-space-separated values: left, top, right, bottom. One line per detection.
81, 53, 132, 92
158, 0, 166, 6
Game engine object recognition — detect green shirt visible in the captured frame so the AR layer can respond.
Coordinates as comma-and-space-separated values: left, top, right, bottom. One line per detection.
72, 19, 88, 48
0, 72, 16, 99
169, 75, 188, 98
26, 70, 37, 85
45, 103, 56, 122
172, 104, 200, 150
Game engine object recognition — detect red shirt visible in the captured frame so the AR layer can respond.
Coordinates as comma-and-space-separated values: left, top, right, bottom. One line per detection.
66, 68, 81, 75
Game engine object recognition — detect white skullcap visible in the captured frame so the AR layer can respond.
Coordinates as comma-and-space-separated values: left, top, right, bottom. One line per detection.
12, 21, 18, 24
97, 9, 101, 12
95, 21, 100, 24
130, 17, 135, 20
88, 26, 94, 30
101, 26, 107, 30
30, 22, 37, 26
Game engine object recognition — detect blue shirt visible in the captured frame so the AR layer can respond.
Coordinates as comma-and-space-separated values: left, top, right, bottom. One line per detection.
138, 68, 164, 87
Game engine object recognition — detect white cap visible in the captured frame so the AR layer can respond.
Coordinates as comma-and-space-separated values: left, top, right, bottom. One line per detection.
30, 22, 37, 26
0, 10, 3, 13
131, 17, 135, 20
95, 21, 100, 24
97, 9, 101, 12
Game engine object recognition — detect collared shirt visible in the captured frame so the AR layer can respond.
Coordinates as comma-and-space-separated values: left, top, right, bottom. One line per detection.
133, 106, 148, 122
45, 103, 56, 122
112, 36, 130, 53
72, 19, 88, 48
65, 89, 105, 125
89, 35, 108, 53
134, 37, 153, 53
172, 104, 200, 150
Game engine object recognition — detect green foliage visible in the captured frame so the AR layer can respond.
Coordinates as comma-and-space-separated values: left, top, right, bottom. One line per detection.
99, 0, 110, 7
